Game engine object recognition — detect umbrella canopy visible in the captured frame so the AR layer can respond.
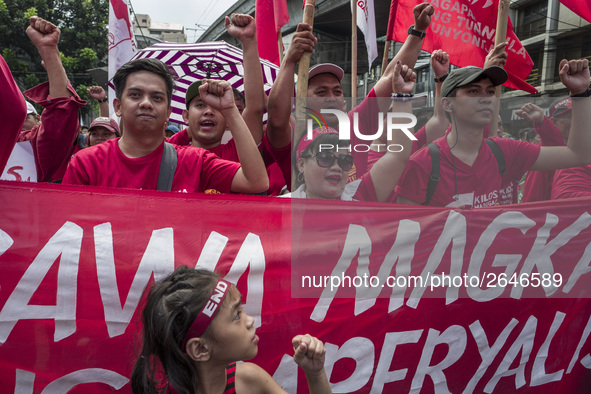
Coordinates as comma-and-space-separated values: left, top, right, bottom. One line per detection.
127, 41, 280, 125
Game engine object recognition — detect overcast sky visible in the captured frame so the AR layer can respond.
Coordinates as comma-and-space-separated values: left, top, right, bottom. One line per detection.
131, 0, 239, 42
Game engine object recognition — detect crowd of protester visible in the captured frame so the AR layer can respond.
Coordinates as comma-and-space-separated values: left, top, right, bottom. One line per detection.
4, 7, 591, 203
3, 5, 589, 205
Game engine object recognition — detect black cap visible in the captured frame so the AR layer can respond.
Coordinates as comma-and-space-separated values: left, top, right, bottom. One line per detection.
185, 81, 203, 109
441, 66, 508, 98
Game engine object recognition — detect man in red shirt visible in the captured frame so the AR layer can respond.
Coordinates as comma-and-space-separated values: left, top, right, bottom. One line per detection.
396, 59, 591, 208
62, 58, 268, 194
2, 16, 85, 183
166, 13, 287, 195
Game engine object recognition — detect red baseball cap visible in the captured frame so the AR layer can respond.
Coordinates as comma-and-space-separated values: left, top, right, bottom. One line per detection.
296, 126, 339, 161
89, 117, 121, 134
308, 63, 344, 82
549, 97, 572, 118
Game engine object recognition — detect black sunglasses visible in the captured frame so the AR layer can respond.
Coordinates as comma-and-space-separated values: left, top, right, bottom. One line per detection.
304, 151, 354, 172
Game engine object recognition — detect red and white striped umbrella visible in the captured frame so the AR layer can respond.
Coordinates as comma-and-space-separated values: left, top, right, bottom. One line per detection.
129, 41, 280, 125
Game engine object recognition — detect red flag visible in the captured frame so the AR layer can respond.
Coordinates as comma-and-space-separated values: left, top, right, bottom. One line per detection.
256, 0, 290, 65
385, 0, 398, 41
558, 0, 591, 23
387, 0, 538, 94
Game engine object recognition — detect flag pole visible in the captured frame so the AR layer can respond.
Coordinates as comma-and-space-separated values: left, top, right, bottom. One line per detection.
293, 0, 316, 190
297, 0, 315, 98
277, 30, 284, 63
490, 0, 510, 137
381, 40, 391, 77
382, 0, 397, 77
296, 0, 315, 98
352, 1, 358, 101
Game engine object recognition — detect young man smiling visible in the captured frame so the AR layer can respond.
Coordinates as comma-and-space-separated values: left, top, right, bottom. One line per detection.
395, 59, 591, 208
63, 58, 268, 194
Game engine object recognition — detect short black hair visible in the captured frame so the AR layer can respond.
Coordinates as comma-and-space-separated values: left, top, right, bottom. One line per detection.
113, 58, 176, 105
232, 88, 245, 106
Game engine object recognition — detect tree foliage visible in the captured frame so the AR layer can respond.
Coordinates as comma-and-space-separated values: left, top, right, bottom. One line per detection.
2, 0, 108, 116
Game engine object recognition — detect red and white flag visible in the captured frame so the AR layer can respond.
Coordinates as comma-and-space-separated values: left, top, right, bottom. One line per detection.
387, 0, 537, 94
108, 0, 137, 109
255, 0, 290, 66
353, 0, 378, 68
558, 0, 591, 23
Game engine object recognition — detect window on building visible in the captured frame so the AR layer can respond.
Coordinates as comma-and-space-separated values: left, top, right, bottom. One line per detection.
525, 43, 543, 86
516, 0, 548, 40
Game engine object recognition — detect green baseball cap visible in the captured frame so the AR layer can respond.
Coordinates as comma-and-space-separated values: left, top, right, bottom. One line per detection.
441, 66, 508, 98
185, 80, 203, 109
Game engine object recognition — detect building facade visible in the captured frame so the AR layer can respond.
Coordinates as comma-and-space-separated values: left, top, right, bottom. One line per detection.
198, 0, 590, 130
133, 14, 187, 48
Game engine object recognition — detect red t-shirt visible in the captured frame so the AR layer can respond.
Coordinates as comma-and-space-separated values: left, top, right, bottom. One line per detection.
62, 138, 240, 193
551, 164, 591, 199
166, 128, 191, 145
167, 128, 287, 195
396, 136, 540, 208
166, 129, 291, 196
366, 125, 428, 169
259, 134, 290, 195
166, 128, 241, 161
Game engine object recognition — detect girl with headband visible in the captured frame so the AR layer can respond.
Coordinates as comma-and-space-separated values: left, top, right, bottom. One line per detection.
131, 266, 331, 394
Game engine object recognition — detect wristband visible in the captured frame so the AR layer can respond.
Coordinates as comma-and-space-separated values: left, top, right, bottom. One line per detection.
570, 88, 591, 98
391, 93, 414, 102
408, 25, 426, 39
434, 73, 448, 83
97, 97, 108, 103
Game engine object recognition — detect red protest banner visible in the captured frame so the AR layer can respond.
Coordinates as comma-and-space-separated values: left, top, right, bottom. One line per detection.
256, 0, 290, 65
387, 0, 538, 94
559, 0, 591, 23
0, 181, 590, 393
